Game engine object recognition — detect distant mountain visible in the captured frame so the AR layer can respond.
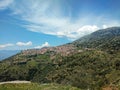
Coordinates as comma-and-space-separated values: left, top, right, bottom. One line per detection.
0, 50, 20, 60
73, 27, 120, 51
0, 27, 120, 90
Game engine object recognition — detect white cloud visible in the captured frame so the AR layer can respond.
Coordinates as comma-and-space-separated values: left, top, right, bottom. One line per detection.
0, 43, 14, 49
0, 0, 13, 10
16, 41, 32, 46
50, 25, 100, 40
103, 25, 108, 29
75, 25, 100, 38
1, 0, 120, 40
34, 42, 50, 49
9, 0, 102, 40
0, 41, 32, 50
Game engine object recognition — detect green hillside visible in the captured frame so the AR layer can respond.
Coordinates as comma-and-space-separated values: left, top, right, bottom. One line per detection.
47, 50, 120, 89
0, 27, 120, 90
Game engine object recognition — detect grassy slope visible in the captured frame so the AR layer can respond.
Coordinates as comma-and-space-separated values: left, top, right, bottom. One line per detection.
0, 83, 80, 90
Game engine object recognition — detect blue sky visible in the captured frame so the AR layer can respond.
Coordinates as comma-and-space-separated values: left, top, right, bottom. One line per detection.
0, 0, 120, 50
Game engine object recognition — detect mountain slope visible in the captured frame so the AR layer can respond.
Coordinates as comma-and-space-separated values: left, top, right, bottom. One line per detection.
73, 27, 120, 51
47, 50, 120, 89
0, 27, 120, 90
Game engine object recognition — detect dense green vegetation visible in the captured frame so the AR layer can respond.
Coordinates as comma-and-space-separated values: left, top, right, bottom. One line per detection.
0, 83, 80, 90
48, 50, 120, 89
0, 27, 120, 90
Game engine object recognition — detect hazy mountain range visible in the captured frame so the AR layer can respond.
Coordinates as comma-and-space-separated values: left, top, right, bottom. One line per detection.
0, 50, 20, 61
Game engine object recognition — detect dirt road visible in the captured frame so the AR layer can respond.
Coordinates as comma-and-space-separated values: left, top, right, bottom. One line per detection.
0, 80, 31, 85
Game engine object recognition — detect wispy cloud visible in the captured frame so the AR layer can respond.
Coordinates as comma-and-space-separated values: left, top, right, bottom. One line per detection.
0, 0, 13, 10
34, 42, 50, 49
16, 41, 32, 46
0, 41, 32, 50
1, 0, 120, 40
0, 43, 14, 49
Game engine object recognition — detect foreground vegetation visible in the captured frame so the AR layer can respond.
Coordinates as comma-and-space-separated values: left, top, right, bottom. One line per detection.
0, 83, 80, 90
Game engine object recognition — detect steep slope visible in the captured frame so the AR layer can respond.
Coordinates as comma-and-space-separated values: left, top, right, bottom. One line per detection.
73, 27, 120, 51
0, 27, 120, 90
